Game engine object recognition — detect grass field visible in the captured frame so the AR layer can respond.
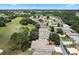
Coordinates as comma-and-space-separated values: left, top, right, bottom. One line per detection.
0, 17, 23, 50
0, 13, 8, 17
26, 24, 35, 31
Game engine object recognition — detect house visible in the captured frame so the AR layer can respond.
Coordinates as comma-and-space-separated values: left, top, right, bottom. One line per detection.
48, 19, 58, 27
62, 24, 79, 44
75, 44, 79, 51
54, 46, 63, 54
67, 48, 79, 55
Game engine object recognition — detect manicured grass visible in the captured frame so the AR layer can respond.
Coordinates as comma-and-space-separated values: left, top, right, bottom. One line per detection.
65, 44, 75, 48
0, 17, 35, 54
25, 49, 33, 55
53, 52, 63, 55
0, 13, 7, 17
0, 17, 23, 49
18, 48, 33, 55
26, 24, 35, 31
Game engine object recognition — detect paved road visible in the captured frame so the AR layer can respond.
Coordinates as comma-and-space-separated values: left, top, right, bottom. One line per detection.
31, 18, 54, 55
31, 17, 68, 55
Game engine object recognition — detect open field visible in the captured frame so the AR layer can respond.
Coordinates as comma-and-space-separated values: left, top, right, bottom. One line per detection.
0, 17, 23, 50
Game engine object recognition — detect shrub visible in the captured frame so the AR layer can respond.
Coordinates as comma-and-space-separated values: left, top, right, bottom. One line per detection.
39, 19, 43, 22
47, 16, 49, 19
10, 30, 31, 52
4, 19, 11, 23
50, 26, 54, 32
57, 28, 64, 35
20, 18, 37, 25
58, 23, 60, 27
0, 21, 6, 27
8, 15, 17, 19
35, 23, 40, 29
29, 28, 39, 41
49, 33, 60, 45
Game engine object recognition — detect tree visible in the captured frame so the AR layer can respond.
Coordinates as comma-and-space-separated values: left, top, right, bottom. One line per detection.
10, 32, 24, 50
39, 19, 43, 22
20, 18, 40, 29
20, 18, 37, 25
21, 27, 31, 51
57, 28, 64, 35
52, 11, 79, 33
8, 15, 17, 19
47, 16, 49, 19
71, 24, 78, 30
35, 23, 40, 29
0, 21, 6, 27
49, 33, 60, 45
4, 17, 12, 23
33, 15, 36, 18
76, 28, 79, 33
10, 27, 31, 52
29, 28, 39, 41
21, 39, 31, 51
58, 23, 60, 27
0, 17, 6, 27
50, 26, 54, 32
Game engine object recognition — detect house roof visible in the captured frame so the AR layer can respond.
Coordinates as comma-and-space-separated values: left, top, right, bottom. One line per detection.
67, 48, 79, 54
54, 46, 63, 53
75, 44, 79, 51
62, 24, 79, 44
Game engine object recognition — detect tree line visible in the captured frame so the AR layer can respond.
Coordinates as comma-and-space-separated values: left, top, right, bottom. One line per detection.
52, 11, 79, 33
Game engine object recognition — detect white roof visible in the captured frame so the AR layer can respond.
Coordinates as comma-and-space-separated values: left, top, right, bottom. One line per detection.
54, 46, 63, 53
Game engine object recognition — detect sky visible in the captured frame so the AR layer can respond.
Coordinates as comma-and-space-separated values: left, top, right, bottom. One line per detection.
0, 4, 79, 10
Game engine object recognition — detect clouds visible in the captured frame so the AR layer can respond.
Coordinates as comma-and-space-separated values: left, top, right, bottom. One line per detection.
65, 4, 75, 8
10, 4, 17, 6
0, 4, 78, 10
